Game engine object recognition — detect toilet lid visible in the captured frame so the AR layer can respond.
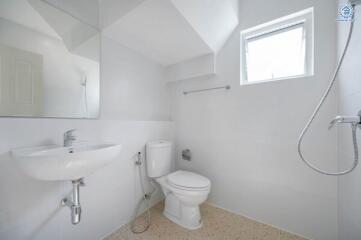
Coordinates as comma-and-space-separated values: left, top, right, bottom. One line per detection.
167, 170, 210, 190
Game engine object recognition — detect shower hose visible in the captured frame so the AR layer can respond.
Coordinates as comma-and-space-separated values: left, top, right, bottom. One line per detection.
130, 152, 157, 233
298, 10, 359, 176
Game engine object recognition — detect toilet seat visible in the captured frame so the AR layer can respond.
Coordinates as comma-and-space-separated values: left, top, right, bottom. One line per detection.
167, 170, 210, 191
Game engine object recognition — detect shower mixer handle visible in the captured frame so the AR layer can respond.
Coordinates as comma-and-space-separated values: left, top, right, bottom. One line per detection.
328, 115, 361, 130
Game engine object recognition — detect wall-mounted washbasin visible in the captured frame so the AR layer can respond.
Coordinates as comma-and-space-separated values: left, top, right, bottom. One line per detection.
12, 143, 122, 181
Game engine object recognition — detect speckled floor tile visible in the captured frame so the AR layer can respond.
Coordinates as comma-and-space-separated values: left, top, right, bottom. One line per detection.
279, 231, 307, 240
104, 202, 308, 240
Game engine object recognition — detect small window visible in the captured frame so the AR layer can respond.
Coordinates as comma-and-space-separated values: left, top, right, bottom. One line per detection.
241, 8, 314, 85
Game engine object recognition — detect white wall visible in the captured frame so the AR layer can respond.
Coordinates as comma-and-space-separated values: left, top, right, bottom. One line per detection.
170, 0, 339, 239
337, 2, 361, 240
0, 37, 172, 240
101, 37, 171, 120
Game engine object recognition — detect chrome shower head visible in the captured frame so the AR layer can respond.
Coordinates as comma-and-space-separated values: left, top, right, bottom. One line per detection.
350, 0, 361, 6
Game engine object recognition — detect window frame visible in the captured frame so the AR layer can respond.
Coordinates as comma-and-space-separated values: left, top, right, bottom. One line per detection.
240, 8, 314, 85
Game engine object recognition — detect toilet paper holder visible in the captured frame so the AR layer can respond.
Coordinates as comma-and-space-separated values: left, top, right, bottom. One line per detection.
182, 149, 191, 161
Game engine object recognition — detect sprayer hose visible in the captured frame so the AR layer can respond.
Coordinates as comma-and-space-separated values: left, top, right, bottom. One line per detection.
297, 14, 359, 175
130, 157, 156, 233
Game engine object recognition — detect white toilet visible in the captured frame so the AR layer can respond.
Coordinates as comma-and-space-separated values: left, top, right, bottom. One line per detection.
146, 140, 211, 230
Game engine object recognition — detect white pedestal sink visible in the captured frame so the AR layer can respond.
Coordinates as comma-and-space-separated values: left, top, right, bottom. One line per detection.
12, 143, 122, 181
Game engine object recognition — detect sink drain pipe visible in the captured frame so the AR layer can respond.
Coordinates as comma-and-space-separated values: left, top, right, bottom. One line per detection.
62, 179, 85, 224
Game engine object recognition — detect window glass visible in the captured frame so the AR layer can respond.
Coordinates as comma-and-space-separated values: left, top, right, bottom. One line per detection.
245, 25, 305, 83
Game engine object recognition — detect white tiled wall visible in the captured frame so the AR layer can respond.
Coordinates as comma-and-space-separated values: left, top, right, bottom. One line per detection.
337, 2, 361, 239
170, 0, 339, 239
0, 37, 173, 240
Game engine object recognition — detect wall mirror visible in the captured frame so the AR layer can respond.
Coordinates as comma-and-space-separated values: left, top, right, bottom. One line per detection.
0, 0, 100, 118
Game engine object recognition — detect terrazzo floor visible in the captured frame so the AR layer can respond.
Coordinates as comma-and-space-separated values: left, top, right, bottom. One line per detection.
104, 202, 307, 240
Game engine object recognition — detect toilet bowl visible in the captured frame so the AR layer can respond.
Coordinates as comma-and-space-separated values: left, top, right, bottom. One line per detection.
146, 141, 211, 230
156, 170, 211, 229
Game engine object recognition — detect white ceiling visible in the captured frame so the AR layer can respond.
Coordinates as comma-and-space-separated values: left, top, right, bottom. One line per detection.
0, 0, 59, 38
102, 0, 239, 66
28, 0, 99, 54
0, 0, 99, 60
43, 0, 99, 29
0, 0, 239, 67
100, 0, 146, 29
171, 0, 239, 53
103, 0, 212, 66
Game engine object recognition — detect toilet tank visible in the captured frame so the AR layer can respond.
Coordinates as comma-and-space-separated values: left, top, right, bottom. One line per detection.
146, 140, 172, 178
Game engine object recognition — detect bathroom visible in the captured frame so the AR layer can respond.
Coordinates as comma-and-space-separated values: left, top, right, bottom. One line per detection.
0, 0, 360, 239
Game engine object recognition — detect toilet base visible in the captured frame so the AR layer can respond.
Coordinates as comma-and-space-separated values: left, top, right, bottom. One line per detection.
163, 210, 203, 230
163, 194, 203, 230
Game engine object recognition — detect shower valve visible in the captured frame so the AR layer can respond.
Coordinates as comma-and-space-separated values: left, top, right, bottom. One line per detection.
328, 115, 361, 130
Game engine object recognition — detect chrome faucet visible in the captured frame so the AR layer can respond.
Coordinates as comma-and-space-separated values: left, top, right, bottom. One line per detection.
63, 129, 77, 147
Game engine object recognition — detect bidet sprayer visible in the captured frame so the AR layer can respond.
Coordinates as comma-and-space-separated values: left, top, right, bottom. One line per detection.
135, 152, 142, 165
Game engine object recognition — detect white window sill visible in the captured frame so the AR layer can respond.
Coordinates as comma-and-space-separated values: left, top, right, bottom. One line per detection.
240, 73, 313, 86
